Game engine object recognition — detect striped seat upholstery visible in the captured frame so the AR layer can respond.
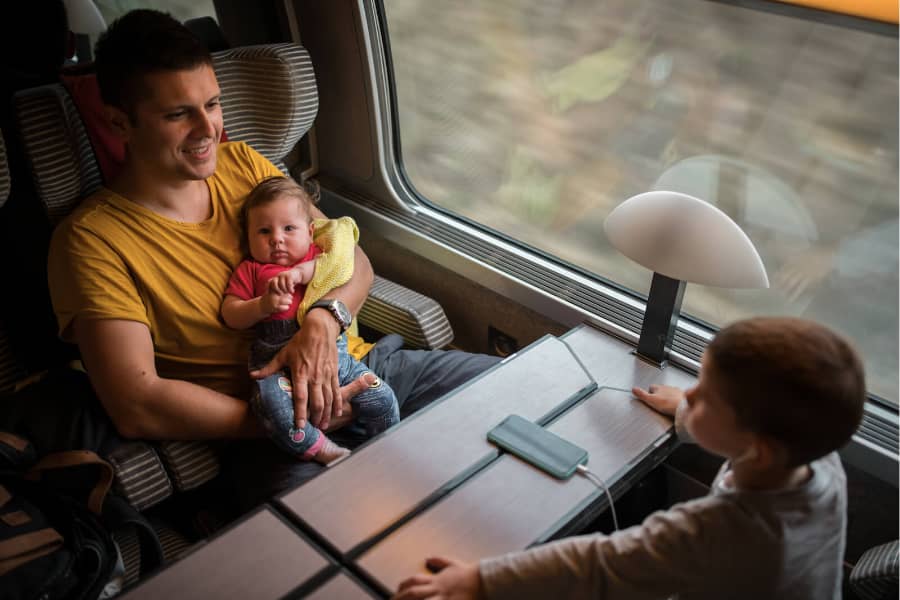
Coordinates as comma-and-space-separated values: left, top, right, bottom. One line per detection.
0, 131, 9, 206
361, 276, 454, 349
0, 133, 29, 394
850, 540, 899, 600
14, 84, 104, 224
213, 43, 318, 173
156, 440, 220, 492
106, 442, 173, 511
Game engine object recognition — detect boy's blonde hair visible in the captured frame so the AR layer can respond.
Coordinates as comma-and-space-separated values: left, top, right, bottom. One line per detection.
239, 176, 313, 257
707, 317, 865, 467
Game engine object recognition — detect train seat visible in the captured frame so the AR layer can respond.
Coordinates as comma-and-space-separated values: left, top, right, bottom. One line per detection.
12, 42, 454, 511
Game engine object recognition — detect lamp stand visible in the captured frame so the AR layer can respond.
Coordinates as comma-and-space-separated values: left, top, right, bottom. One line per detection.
635, 272, 685, 368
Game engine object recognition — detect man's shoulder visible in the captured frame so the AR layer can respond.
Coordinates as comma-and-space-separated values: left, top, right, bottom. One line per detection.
51, 188, 122, 241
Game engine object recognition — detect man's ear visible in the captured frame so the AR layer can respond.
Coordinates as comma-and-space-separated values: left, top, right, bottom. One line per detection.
104, 105, 132, 140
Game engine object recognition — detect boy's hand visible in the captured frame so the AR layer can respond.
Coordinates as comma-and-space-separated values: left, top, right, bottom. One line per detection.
260, 288, 293, 315
632, 384, 684, 417
393, 557, 483, 600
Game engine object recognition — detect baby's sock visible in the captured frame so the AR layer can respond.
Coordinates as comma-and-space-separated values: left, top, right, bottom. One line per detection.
312, 436, 350, 465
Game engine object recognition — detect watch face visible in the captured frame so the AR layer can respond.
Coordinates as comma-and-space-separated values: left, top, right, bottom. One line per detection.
332, 300, 352, 327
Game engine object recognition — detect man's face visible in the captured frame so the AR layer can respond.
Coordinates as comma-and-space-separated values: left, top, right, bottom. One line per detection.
118, 64, 223, 183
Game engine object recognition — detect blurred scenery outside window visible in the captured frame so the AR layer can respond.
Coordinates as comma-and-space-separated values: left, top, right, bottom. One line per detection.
386, 0, 899, 403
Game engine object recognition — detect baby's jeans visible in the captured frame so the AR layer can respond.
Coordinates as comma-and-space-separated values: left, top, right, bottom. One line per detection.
249, 320, 400, 459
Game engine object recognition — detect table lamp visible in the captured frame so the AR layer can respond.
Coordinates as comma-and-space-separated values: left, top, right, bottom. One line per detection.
603, 190, 769, 367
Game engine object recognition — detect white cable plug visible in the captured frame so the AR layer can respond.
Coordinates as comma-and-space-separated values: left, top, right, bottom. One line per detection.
576, 464, 619, 531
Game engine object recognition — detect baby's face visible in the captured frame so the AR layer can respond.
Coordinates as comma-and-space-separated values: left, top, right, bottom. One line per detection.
247, 195, 314, 266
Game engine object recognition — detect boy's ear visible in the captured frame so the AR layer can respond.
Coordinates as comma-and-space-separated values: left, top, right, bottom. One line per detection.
753, 436, 788, 470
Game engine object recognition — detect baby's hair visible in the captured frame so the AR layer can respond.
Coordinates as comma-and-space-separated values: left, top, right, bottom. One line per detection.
706, 317, 866, 466
239, 176, 313, 257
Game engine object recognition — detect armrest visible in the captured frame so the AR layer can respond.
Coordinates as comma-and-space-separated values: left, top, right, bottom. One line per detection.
106, 440, 220, 511
359, 275, 454, 350
850, 540, 899, 600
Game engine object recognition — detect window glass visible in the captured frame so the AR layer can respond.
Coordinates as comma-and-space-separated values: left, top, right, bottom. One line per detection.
386, 1, 898, 403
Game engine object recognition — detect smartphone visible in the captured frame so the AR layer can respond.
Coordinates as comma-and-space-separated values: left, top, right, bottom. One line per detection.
487, 414, 588, 479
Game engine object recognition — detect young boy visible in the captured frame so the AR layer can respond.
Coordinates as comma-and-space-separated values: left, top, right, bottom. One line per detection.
222, 176, 400, 464
394, 317, 865, 600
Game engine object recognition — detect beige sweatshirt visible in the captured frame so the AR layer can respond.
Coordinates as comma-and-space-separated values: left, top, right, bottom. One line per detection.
480, 426, 847, 600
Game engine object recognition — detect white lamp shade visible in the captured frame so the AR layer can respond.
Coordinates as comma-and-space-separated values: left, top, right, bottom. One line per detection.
604, 190, 769, 289
64, 0, 107, 34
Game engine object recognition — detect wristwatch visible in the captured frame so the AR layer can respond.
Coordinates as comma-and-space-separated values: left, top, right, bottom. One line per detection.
309, 299, 352, 333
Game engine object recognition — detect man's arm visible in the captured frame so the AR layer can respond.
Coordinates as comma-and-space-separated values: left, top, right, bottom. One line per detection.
251, 205, 374, 431
75, 317, 261, 440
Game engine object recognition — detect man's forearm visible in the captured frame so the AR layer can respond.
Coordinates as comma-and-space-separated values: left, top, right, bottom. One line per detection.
115, 376, 263, 440
324, 245, 373, 315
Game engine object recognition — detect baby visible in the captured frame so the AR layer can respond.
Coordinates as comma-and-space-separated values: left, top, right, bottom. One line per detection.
222, 176, 399, 464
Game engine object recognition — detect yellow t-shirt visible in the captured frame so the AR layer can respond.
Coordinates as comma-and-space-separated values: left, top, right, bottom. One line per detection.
48, 141, 370, 400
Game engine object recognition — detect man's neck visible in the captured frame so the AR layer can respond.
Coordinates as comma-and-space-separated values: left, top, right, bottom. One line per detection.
112, 167, 211, 223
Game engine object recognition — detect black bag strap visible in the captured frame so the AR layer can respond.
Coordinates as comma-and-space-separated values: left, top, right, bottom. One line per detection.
25, 451, 114, 515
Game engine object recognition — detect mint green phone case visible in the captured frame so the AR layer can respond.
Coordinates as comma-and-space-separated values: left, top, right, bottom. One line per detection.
487, 414, 588, 479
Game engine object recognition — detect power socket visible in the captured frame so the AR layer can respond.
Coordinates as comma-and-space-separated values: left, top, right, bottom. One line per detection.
488, 325, 519, 357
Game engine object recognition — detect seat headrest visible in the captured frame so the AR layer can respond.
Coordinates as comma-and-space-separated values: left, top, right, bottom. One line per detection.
14, 42, 319, 224
213, 43, 319, 170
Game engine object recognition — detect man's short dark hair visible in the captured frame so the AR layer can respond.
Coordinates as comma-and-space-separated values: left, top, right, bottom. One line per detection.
94, 9, 212, 116
707, 317, 866, 467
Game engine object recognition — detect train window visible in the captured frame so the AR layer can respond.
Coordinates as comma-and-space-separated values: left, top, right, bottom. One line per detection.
385, 1, 899, 404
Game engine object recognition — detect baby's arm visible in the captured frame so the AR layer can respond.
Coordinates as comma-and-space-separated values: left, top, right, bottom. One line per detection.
221, 291, 293, 330
268, 260, 317, 295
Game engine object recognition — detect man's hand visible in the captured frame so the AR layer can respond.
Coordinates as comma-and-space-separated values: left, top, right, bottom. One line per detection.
632, 384, 684, 417
250, 309, 347, 429
393, 557, 483, 600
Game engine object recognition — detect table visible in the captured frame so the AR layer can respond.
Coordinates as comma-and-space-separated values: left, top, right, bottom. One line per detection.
279, 335, 597, 557
122, 507, 332, 600
353, 387, 680, 593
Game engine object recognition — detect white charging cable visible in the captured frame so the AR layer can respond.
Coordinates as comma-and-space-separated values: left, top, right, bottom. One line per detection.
575, 464, 619, 531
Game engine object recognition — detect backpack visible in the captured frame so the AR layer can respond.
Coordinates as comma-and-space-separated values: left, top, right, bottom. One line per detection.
0, 432, 161, 600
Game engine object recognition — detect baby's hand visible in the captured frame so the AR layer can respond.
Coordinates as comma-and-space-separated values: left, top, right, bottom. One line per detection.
261, 289, 293, 315
268, 271, 300, 295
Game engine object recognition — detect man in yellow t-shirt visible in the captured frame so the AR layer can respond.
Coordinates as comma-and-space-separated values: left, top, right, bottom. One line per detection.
48, 9, 499, 506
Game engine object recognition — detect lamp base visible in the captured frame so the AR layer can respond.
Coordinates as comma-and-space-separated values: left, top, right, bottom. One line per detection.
631, 349, 669, 369
636, 272, 686, 366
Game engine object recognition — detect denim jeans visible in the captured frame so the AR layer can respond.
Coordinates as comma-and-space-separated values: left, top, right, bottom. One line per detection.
249, 321, 399, 459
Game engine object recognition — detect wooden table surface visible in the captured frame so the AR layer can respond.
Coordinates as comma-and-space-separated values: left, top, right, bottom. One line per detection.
280, 335, 596, 556
123, 507, 331, 600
